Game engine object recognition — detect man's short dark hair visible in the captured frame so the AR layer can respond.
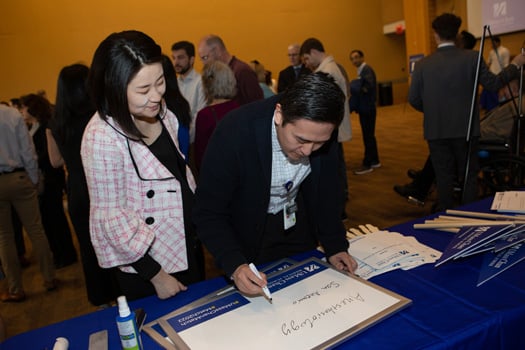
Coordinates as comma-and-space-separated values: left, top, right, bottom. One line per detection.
432, 13, 461, 41
300, 38, 325, 56
171, 41, 195, 58
350, 49, 364, 58
280, 72, 344, 127
459, 30, 476, 49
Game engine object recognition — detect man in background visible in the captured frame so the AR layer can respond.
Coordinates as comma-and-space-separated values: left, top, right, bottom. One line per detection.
197, 34, 263, 105
277, 43, 310, 93
481, 36, 511, 111
0, 104, 57, 302
349, 49, 380, 175
171, 40, 207, 143
394, 30, 478, 207
300, 38, 351, 216
408, 13, 525, 211
487, 36, 510, 74
300, 38, 351, 144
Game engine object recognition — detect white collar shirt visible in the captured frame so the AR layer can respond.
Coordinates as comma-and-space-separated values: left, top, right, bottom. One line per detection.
267, 114, 311, 214
356, 62, 367, 77
177, 68, 207, 142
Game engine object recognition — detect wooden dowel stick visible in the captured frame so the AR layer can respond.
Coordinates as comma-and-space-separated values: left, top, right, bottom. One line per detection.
434, 227, 460, 233
446, 209, 525, 221
413, 220, 515, 229
435, 216, 494, 223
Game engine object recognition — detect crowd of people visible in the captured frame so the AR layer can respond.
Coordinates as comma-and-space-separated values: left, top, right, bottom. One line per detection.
1, 14, 524, 311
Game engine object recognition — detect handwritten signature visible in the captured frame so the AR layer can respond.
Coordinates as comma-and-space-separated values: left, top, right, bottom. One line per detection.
281, 293, 365, 336
292, 281, 341, 305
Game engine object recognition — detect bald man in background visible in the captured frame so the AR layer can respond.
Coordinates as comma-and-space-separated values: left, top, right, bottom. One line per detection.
277, 43, 310, 93
198, 34, 263, 105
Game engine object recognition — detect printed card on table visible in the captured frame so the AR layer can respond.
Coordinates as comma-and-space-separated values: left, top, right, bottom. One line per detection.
494, 230, 525, 252
477, 242, 525, 286
435, 225, 513, 266
348, 231, 441, 279
491, 191, 525, 214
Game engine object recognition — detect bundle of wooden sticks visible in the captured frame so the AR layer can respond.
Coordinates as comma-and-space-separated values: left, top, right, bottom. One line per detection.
413, 210, 525, 233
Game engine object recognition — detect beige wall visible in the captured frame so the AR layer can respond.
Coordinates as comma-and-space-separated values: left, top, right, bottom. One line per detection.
2, 0, 521, 105
0, 0, 408, 103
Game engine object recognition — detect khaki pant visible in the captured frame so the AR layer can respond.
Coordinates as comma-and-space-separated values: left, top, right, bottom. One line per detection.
0, 171, 55, 294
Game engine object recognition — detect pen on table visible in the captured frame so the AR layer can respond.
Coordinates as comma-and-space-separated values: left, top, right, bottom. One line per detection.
248, 263, 273, 303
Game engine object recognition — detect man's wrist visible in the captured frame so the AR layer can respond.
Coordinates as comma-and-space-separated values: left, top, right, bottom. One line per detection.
230, 264, 247, 281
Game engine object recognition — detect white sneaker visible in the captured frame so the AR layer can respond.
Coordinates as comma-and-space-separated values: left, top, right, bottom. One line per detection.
371, 163, 382, 168
354, 166, 373, 175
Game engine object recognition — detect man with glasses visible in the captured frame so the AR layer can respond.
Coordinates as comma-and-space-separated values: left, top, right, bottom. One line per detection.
197, 34, 263, 105
277, 43, 311, 93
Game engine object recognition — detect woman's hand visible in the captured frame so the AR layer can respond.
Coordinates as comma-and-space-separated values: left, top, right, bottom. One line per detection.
150, 269, 187, 299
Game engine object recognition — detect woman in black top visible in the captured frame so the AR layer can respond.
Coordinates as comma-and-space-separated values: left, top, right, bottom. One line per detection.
46, 64, 121, 306
20, 93, 77, 270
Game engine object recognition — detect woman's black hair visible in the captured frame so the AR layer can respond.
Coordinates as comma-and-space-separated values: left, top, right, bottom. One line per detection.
20, 93, 52, 123
54, 63, 94, 145
88, 30, 162, 139
161, 55, 191, 128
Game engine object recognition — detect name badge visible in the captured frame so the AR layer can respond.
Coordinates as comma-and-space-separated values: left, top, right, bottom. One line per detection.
283, 201, 297, 230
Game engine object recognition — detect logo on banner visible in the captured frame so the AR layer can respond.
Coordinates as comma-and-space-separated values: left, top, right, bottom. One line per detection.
493, 1, 507, 17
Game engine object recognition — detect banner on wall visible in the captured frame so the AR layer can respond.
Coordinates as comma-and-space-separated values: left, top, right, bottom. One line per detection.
482, 0, 524, 35
468, 0, 525, 37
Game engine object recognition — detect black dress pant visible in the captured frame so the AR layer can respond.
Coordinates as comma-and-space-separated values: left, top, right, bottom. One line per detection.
358, 109, 379, 166
428, 137, 479, 211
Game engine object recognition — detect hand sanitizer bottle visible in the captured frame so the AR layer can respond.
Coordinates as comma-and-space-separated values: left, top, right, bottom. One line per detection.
116, 295, 142, 350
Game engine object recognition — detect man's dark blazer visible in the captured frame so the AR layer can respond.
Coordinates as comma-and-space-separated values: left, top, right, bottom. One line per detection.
409, 45, 520, 141
277, 65, 310, 93
193, 96, 348, 276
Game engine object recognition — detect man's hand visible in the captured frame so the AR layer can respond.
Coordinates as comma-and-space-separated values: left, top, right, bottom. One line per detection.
328, 252, 358, 274
511, 50, 525, 68
231, 264, 268, 296
150, 269, 187, 299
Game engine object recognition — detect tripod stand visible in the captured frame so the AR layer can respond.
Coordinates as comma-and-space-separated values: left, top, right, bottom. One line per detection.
474, 28, 525, 197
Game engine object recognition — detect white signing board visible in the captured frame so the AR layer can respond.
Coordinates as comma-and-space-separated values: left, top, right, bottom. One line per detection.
144, 258, 411, 349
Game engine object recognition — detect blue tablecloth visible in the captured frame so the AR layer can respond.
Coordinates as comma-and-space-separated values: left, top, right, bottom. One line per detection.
2, 197, 524, 349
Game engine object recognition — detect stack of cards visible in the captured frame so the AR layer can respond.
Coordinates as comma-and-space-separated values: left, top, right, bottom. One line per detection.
435, 224, 516, 265
346, 230, 441, 280
477, 242, 525, 286
413, 208, 525, 286
491, 191, 525, 214
434, 223, 525, 286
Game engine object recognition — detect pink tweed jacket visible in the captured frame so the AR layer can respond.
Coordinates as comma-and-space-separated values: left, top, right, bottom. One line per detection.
81, 110, 196, 274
